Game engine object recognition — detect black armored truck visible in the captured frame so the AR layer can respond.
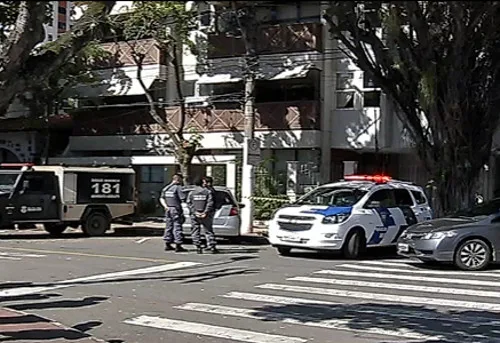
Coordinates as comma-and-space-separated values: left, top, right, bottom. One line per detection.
0, 164, 136, 236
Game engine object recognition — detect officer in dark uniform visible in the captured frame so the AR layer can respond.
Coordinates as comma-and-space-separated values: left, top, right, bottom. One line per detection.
159, 173, 187, 252
188, 177, 218, 254
201, 176, 216, 249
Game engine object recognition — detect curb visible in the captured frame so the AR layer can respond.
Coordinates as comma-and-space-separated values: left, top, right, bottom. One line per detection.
0, 307, 106, 342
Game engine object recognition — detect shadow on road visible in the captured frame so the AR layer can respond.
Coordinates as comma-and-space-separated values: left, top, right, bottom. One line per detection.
9, 296, 108, 311
248, 302, 500, 343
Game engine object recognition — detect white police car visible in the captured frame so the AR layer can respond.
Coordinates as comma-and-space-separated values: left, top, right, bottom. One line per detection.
268, 175, 432, 258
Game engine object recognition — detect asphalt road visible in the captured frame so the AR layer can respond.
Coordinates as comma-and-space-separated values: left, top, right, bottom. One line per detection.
1, 228, 500, 343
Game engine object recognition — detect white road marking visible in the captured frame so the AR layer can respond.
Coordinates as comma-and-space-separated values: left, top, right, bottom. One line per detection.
175, 302, 439, 340
124, 315, 306, 343
355, 260, 423, 268
256, 284, 500, 311
221, 291, 500, 325
289, 276, 500, 298
338, 263, 500, 277
315, 269, 500, 287
0, 252, 46, 258
0, 256, 21, 261
0, 261, 200, 298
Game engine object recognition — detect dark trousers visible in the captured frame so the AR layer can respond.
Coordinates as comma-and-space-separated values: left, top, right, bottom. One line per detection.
163, 207, 184, 244
191, 215, 215, 248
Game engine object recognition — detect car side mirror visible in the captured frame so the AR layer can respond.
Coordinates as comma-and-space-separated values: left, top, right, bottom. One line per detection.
239, 203, 246, 208
365, 201, 381, 209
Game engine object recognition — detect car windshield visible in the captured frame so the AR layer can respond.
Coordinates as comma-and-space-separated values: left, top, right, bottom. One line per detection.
0, 172, 20, 194
295, 186, 366, 207
452, 198, 500, 220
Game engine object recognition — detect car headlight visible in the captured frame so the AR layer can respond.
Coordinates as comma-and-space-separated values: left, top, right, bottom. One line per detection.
422, 230, 458, 240
322, 213, 350, 224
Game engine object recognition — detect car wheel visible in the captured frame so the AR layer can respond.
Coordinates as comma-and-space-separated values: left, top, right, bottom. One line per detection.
343, 229, 366, 259
44, 224, 67, 237
277, 246, 292, 256
454, 239, 491, 271
82, 212, 110, 237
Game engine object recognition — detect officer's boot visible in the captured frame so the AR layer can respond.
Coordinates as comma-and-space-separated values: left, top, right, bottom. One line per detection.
196, 246, 203, 254
175, 244, 187, 253
209, 246, 220, 254
164, 243, 174, 251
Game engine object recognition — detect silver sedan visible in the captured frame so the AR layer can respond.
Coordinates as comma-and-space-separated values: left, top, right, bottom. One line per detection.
397, 198, 500, 271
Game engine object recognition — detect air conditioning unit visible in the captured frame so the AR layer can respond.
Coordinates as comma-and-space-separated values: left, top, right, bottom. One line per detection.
185, 96, 211, 108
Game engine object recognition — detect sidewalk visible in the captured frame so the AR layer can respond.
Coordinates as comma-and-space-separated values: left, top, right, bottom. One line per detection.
0, 307, 105, 342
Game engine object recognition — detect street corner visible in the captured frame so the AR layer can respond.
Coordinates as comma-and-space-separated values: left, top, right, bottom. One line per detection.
0, 307, 106, 342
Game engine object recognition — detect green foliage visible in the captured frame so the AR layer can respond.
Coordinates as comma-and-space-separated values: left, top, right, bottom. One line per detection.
0, 1, 52, 42
252, 158, 290, 220
118, 1, 196, 49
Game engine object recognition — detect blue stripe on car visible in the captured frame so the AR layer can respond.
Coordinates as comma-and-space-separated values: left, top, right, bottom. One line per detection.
301, 206, 352, 216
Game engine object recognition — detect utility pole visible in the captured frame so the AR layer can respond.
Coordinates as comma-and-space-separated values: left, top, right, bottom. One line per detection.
232, 2, 259, 235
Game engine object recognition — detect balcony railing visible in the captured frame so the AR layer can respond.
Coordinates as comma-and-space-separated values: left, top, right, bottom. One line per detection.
207, 22, 323, 59
98, 39, 167, 68
71, 100, 320, 135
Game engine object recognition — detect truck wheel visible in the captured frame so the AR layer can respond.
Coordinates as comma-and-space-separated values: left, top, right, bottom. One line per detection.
44, 224, 67, 237
342, 229, 366, 259
82, 212, 110, 236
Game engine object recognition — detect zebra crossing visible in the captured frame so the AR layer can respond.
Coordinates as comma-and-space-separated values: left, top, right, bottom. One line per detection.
124, 258, 500, 342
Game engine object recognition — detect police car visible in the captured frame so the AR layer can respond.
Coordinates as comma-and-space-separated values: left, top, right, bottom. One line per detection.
268, 175, 432, 258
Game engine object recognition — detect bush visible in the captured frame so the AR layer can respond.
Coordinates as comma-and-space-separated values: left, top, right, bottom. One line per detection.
252, 194, 291, 220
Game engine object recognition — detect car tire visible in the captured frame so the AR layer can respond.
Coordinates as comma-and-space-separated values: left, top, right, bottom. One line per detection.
454, 238, 491, 271
277, 246, 292, 256
342, 229, 366, 259
227, 236, 242, 244
44, 224, 67, 237
82, 212, 110, 237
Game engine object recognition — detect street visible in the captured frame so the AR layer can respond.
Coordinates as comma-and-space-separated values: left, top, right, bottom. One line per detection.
1, 228, 500, 343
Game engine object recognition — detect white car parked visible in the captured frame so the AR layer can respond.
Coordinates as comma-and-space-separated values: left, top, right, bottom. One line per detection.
268, 175, 432, 258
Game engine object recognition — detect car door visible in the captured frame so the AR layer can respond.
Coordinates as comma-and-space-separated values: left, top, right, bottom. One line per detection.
410, 189, 433, 221
390, 188, 419, 243
9, 171, 60, 222
364, 189, 399, 246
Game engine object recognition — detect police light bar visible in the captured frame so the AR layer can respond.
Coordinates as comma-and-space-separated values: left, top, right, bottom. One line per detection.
344, 174, 392, 183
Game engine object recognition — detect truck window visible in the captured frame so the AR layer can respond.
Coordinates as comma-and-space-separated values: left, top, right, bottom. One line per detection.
411, 190, 427, 204
20, 173, 56, 194
394, 189, 414, 206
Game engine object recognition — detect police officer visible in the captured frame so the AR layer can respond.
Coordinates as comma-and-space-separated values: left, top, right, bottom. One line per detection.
159, 173, 187, 252
188, 177, 218, 254
202, 176, 216, 196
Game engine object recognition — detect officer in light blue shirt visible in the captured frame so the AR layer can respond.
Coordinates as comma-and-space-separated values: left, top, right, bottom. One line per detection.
159, 173, 187, 252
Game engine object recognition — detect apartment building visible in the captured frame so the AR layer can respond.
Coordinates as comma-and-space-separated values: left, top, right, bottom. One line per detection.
3, 1, 495, 208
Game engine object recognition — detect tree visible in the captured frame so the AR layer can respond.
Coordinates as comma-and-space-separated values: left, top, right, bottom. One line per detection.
117, 1, 201, 184
323, 1, 500, 215
20, 41, 112, 163
0, 1, 116, 117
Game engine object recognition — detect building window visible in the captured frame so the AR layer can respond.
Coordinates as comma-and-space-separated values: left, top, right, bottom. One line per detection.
336, 91, 355, 109
363, 73, 379, 89
58, 22, 66, 30
141, 166, 164, 183
58, 6, 66, 14
336, 72, 355, 109
363, 91, 381, 107
336, 72, 354, 89
200, 10, 211, 27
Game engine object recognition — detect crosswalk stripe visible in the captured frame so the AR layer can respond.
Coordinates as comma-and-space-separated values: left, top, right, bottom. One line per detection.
124, 315, 306, 343
338, 263, 500, 278
315, 269, 500, 287
356, 260, 422, 268
289, 276, 500, 298
175, 302, 438, 340
221, 291, 500, 325
0, 252, 46, 258
0, 256, 21, 261
256, 284, 500, 311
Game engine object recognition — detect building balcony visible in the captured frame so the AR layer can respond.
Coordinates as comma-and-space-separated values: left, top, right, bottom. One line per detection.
71, 100, 320, 135
207, 22, 322, 59
98, 38, 167, 68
